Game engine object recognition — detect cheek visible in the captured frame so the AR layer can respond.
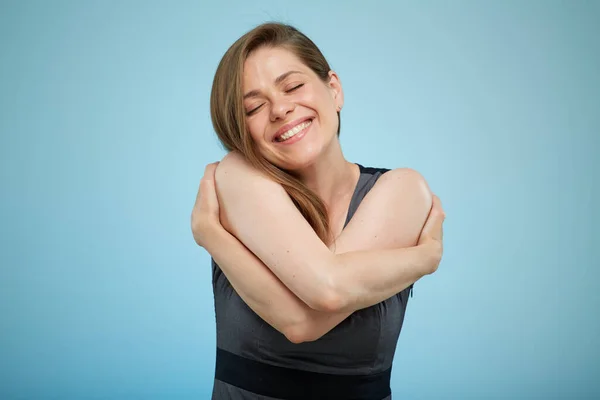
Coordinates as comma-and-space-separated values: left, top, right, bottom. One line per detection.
307, 90, 336, 124
247, 126, 257, 143
307, 85, 335, 112
246, 117, 274, 151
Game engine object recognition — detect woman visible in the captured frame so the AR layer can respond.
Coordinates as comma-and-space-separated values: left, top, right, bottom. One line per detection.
191, 22, 445, 400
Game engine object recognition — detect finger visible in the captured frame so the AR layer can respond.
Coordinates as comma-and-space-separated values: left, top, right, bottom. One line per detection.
432, 195, 441, 211
423, 210, 443, 232
194, 176, 205, 205
200, 172, 220, 210
200, 176, 217, 199
422, 201, 445, 237
431, 195, 445, 220
203, 162, 219, 181
195, 162, 219, 205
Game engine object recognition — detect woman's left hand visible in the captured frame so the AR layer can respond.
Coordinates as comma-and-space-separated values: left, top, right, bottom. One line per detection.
417, 194, 445, 274
191, 162, 221, 248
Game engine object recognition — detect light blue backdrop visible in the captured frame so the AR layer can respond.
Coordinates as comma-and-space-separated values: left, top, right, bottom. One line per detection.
1, 1, 598, 399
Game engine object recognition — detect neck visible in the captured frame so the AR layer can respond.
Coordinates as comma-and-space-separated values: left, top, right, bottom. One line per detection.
292, 139, 358, 208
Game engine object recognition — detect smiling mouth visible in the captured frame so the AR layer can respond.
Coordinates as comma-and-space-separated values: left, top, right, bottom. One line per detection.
275, 119, 313, 142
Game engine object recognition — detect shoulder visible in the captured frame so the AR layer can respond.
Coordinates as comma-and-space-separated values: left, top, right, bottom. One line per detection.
377, 167, 431, 194
337, 167, 433, 253
215, 152, 285, 194
216, 151, 266, 182
216, 151, 254, 176
367, 167, 432, 209
358, 164, 425, 184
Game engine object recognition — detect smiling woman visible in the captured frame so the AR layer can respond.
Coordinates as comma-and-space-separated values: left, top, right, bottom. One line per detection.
242, 46, 342, 171
191, 22, 446, 400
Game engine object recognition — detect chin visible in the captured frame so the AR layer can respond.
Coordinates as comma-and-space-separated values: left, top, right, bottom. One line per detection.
276, 152, 323, 173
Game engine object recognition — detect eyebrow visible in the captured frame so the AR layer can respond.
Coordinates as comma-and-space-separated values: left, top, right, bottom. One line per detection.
243, 70, 302, 100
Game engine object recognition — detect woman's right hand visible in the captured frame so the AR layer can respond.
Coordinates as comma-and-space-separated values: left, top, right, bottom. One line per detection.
191, 162, 221, 249
417, 194, 446, 273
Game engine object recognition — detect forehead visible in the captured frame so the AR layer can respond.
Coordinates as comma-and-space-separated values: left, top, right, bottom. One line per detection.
243, 47, 309, 88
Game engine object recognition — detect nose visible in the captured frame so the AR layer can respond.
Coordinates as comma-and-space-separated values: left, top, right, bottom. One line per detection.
270, 97, 295, 122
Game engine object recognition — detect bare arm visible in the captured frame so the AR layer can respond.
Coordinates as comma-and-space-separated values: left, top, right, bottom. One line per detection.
203, 168, 437, 342
214, 152, 441, 313
204, 228, 351, 343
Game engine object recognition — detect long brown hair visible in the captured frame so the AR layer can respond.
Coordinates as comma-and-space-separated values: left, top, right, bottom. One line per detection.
210, 23, 341, 244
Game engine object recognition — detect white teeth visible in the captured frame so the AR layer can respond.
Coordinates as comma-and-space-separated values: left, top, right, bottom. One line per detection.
278, 120, 312, 142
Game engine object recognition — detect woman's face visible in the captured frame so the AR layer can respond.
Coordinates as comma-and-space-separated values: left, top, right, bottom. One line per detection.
242, 46, 343, 171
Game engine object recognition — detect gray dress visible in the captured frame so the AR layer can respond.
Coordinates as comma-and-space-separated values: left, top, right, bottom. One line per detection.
211, 165, 414, 400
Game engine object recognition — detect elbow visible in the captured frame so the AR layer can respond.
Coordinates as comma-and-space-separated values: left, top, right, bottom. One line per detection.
282, 322, 325, 344
282, 321, 314, 344
305, 270, 351, 313
422, 241, 443, 276
307, 287, 348, 313
279, 310, 320, 344
291, 265, 348, 313
283, 324, 311, 344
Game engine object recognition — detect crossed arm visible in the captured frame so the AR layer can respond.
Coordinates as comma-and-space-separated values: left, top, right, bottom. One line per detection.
199, 152, 442, 343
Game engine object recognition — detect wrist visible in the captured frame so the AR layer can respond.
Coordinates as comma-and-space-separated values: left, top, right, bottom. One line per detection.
418, 240, 442, 275
198, 220, 225, 250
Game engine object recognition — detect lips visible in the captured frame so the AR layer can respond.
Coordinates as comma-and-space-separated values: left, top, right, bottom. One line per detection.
273, 117, 313, 142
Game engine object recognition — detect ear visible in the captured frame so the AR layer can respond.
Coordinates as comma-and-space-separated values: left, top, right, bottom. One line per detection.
328, 70, 344, 112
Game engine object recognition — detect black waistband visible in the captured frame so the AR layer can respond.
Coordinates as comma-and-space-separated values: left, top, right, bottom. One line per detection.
215, 348, 391, 400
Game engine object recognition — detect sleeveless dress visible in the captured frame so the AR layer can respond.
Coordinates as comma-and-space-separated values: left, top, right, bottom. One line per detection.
211, 164, 414, 400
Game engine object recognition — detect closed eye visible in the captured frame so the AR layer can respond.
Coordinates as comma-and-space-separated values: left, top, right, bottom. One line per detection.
246, 84, 303, 116
246, 103, 264, 116
286, 83, 304, 93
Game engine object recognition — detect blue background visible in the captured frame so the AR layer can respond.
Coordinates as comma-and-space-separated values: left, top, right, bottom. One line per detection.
1, 0, 598, 399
